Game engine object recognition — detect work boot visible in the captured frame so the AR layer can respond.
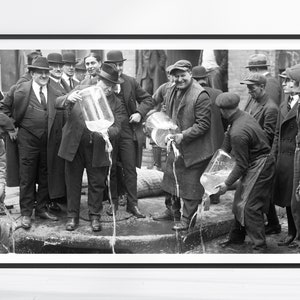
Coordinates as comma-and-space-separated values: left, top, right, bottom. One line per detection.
90, 218, 102, 232
66, 217, 79, 231
152, 209, 173, 221
172, 219, 189, 231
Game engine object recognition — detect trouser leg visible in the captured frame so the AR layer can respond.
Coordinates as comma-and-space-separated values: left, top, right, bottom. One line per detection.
286, 206, 297, 236
18, 129, 47, 217
182, 198, 199, 225
244, 199, 266, 248
65, 143, 85, 219
228, 217, 246, 242
118, 138, 138, 208
35, 133, 50, 214
266, 202, 280, 226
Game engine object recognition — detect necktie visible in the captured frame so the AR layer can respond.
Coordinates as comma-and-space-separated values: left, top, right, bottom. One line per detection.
287, 96, 293, 112
39, 87, 47, 110
69, 77, 74, 89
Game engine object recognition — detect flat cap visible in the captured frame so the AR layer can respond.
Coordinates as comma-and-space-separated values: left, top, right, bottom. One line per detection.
169, 60, 192, 74
286, 64, 300, 82
192, 66, 208, 79
240, 72, 267, 85
245, 53, 270, 68
215, 92, 240, 109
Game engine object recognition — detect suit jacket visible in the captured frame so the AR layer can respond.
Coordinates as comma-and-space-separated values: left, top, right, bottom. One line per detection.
244, 93, 278, 146
271, 99, 298, 207
0, 80, 66, 198
119, 73, 155, 167
49, 77, 71, 94
56, 85, 125, 167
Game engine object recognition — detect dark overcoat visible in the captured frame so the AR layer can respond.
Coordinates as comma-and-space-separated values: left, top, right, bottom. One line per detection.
244, 93, 279, 146
136, 50, 168, 93
265, 73, 282, 107
119, 73, 155, 167
56, 85, 125, 166
0, 80, 66, 198
271, 99, 298, 207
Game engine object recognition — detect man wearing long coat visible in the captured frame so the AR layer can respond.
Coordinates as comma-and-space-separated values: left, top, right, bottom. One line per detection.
0, 57, 65, 228
104, 50, 156, 218
159, 60, 220, 231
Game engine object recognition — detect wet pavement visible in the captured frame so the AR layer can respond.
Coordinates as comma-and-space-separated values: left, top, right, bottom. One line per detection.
0, 182, 297, 254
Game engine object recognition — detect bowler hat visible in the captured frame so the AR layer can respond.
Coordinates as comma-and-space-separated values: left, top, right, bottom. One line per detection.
169, 60, 192, 75
75, 59, 86, 71
192, 66, 208, 79
62, 52, 77, 64
47, 53, 63, 65
27, 56, 50, 71
245, 54, 270, 68
286, 64, 300, 82
98, 63, 124, 84
105, 50, 127, 63
240, 73, 267, 85
215, 92, 240, 109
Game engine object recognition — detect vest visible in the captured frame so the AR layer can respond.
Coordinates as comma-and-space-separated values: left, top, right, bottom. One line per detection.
20, 89, 48, 138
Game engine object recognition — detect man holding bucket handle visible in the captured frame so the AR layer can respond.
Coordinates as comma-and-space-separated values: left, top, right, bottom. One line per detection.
215, 92, 275, 253
55, 63, 125, 232
156, 60, 219, 231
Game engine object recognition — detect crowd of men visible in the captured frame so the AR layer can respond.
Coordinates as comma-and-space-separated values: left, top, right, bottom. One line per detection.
0, 49, 300, 254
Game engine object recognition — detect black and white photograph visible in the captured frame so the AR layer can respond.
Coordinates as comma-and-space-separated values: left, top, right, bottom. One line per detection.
0, 43, 299, 258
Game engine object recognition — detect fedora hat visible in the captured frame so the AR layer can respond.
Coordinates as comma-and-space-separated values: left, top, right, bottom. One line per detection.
62, 52, 77, 64
192, 66, 208, 79
27, 56, 50, 71
105, 50, 127, 63
245, 54, 270, 68
98, 63, 124, 84
47, 53, 63, 65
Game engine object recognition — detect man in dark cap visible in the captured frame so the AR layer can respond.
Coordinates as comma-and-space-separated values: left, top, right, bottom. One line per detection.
104, 50, 156, 218
55, 63, 125, 232
245, 53, 282, 107
241, 72, 280, 236
215, 92, 275, 253
241, 73, 278, 146
62, 52, 79, 90
154, 60, 217, 231
0, 57, 65, 229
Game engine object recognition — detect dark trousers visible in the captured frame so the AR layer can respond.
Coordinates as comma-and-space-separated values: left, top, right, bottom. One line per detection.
65, 133, 108, 219
18, 128, 49, 216
266, 202, 280, 226
115, 137, 138, 208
